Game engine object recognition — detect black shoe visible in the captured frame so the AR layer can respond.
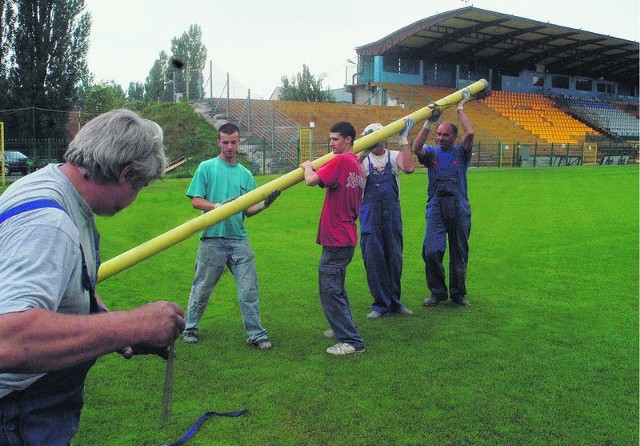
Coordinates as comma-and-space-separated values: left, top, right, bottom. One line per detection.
423, 296, 443, 307
451, 297, 471, 306
422, 295, 447, 307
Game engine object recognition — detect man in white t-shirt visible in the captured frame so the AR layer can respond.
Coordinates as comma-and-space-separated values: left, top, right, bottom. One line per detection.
358, 120, 416, 319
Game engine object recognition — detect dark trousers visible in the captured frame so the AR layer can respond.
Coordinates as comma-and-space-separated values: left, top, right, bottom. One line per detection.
0, 361, 93, 446
360, 200, 404, 313
423, 195, 471, 300
318, 246, 364, 350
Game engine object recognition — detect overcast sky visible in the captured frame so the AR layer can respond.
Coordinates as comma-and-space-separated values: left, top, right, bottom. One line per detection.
84, 0, 639, 99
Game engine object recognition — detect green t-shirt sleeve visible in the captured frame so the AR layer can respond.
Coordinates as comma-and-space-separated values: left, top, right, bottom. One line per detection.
186, 162, 209, 200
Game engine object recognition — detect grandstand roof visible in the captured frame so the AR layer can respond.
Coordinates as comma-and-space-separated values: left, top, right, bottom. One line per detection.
355, 6, 639, 85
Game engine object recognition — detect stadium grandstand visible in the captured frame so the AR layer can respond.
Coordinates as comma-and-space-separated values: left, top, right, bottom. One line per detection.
194, 6, 639, 173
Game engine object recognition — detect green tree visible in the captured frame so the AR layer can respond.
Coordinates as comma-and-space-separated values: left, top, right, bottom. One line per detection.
145, 51, 169, 103
73, 69, 94, 110
124, 81, 145, 112
0, 0, 15, 100
170, 24, 207, 100
8, 0, 91, 138
81, 82, 125, 124
280, 64, 335, 102
127, 82, 145, 101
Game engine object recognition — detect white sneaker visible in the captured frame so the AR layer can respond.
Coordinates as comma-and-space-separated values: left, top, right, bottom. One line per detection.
367, 310, 383, 319
326, 342, 364, 355
323, 329, 335, 339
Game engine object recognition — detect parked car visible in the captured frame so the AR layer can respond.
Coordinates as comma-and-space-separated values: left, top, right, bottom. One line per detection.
3, 151, 30, 176
32, 156, 60, 171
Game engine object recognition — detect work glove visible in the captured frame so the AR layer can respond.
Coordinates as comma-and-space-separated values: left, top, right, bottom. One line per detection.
423, 105, 442, 131
361, 148, 373, 157
360, 142, 374, 157
399, 118, 414, 146
263, 189, 281, 208
457, 88, 471, 110
360, 127, 377, 157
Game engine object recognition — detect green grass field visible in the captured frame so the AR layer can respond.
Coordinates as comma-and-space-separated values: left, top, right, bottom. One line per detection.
66, 165, 639, 445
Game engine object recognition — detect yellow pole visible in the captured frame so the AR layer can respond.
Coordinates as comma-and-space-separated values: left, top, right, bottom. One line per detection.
97, 79, 488, 282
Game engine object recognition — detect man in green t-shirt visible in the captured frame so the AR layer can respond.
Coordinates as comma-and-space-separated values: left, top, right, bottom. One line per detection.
183, 123, 280, 350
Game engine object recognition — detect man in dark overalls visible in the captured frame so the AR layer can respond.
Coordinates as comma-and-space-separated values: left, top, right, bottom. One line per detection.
0, 110, 185, 445
412, 89, 475, 307
358, 120, 416, 319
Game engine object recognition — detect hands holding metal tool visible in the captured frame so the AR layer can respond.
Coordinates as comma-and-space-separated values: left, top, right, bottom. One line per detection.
120, 301, 185, 360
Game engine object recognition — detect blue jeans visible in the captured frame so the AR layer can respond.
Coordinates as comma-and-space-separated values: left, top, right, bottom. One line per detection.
319, 246, 364, 350
185, 238, 267, 342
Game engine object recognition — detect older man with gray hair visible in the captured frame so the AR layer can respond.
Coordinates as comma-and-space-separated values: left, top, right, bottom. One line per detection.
0, 109, 185, 445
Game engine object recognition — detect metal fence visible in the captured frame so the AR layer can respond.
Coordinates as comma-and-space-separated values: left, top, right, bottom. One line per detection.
164, 139, 638, 178
3, 128, 636, 182
2, 136, 637, 180
4, 139, 67, 173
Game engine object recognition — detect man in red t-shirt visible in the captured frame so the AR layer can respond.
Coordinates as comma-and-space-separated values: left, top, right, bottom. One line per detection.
301, 121, 366, 355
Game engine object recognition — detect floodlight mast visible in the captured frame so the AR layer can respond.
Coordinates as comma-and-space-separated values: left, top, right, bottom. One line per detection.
97, 79, 489, 282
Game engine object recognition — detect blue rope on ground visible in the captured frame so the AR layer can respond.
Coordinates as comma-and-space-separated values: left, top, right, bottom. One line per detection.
160, 409, 248, 446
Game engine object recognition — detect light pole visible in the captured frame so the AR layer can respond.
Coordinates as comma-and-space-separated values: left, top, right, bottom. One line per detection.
345, 58, 357, 85
164, 80, 175, 102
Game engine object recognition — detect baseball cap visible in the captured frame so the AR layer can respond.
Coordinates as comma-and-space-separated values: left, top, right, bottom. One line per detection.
361, 123, 383, 136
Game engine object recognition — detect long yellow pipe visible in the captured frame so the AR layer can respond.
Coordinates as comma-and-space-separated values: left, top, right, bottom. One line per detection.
97, 79, 488, 282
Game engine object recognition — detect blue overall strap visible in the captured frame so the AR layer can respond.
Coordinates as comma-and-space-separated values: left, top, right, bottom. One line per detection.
0, 199, 65, 225
0, 198, 101, 313
161, 409, 248, 446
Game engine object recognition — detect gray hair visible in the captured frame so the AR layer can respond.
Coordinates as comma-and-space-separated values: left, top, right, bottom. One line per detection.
64, 109, 167, 188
